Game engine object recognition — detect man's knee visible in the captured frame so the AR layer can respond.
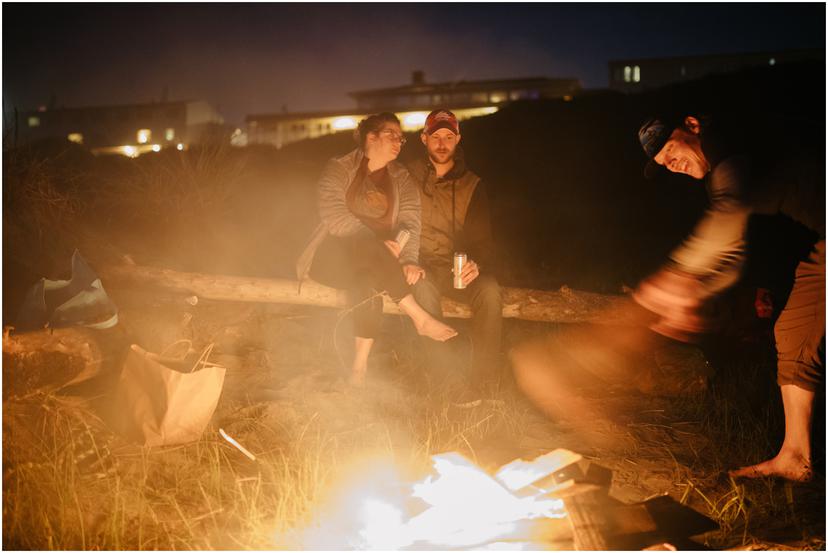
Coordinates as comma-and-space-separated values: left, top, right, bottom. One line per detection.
470, 274, 502, 308
412, 278, 443, 316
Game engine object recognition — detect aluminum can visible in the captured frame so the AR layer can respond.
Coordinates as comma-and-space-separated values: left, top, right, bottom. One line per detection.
453, 252, 467, 289
395, 229, 410, 250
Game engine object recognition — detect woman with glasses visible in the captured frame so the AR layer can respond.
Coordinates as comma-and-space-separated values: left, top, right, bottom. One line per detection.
297, 112, 457, 386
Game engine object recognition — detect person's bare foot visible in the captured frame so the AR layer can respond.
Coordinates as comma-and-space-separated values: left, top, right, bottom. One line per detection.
348, 370, 366, 387
415, 317, 457, 342
348, 363, 367, 387
729, 450, 814, 482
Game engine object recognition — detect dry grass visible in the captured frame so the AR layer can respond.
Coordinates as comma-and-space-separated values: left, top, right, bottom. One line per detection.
665, 351, 825, 550
2, 146, 85, 277
2, 369, 532, 550
87, 143, 249, 269
4, 324, 824, 550
2, 142, 822, 550
93, 143, 245, 230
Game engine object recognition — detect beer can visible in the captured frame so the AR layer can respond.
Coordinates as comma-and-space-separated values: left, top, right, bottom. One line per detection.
395, 229, 410, 250
453, 252, 467, 289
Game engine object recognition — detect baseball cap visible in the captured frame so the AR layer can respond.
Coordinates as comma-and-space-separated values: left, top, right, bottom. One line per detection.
638, 116, 676, 179
424, 109, 459, 135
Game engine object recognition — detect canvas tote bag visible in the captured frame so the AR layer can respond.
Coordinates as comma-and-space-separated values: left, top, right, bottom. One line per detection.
117, 341, 226, 446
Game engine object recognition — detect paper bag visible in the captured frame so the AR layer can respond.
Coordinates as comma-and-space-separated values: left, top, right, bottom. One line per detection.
116, 343, 226, 446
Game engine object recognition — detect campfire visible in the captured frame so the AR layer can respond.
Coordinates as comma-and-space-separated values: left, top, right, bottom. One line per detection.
290, 449, 715, 550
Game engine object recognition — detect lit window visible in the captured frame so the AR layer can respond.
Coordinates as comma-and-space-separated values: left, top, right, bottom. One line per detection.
67, 133, 83, 144
28, 116, 40, 127
402, 112, 428, 130
332, 117, 357, 130
511, 90, 534, 101
633, 66, 641, 83
137, 129, 151, 144
165, 128, 175, 141
624, 66, 632, 82
769, 57, 776, 66
122, 145, 138, 158
489, 91, 508, 103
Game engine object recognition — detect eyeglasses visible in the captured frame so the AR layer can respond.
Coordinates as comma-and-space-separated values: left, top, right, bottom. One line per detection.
380, 129, 407, 145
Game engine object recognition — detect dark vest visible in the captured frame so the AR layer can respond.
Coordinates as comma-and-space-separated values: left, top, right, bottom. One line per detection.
408, 157, 481, 266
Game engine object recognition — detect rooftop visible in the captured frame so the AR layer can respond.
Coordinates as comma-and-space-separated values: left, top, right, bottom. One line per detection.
348, 75, 579, 99
609, 47, 824, 65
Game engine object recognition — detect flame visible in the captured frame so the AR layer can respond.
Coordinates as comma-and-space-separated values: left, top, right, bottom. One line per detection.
293, 451, 568, 550
405, 454, 565, 548
355, 498, 409, 549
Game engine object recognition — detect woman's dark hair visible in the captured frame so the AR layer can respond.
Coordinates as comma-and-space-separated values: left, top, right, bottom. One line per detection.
354, 112, 400, 147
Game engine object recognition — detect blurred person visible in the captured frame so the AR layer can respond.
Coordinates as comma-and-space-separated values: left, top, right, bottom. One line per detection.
406, 109, 502, 389
296, 112, 457, 386
633, 113, 824, 482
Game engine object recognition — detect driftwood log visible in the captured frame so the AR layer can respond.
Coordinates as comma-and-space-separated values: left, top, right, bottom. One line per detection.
100, 263, 636, 325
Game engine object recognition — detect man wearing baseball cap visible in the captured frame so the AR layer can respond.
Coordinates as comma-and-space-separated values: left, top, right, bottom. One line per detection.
407, 109, 503, 390
634, 113, 824, 482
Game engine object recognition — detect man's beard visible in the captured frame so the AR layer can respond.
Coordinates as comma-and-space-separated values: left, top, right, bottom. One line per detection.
428, 149, 454, 164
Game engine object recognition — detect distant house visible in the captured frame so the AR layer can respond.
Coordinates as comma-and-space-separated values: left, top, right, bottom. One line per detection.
247, 71, 582, 149
349, 71, 582, 111
609, 48, 825, 93
16, 100, 225, 156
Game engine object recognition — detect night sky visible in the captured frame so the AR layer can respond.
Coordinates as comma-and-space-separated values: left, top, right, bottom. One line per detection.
3, 3, 824, 125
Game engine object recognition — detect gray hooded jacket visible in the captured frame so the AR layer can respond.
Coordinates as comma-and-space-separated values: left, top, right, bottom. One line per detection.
296, 148, 421, 282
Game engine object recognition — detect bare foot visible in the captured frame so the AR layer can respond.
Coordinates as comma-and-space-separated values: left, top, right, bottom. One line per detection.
348, 372, 366, 388
348, 365, 367, 387
729, 450, 814, 482
415, 317, 457, 342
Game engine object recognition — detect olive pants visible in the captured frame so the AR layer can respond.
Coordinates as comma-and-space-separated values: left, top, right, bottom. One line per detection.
775, 240, 825, 391
412, 264, 503, 382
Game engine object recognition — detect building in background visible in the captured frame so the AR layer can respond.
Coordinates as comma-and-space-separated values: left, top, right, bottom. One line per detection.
609, 48, 824, 93
247, 71, 582, 149
16, 100, 226, 156
349, 71, 581, 111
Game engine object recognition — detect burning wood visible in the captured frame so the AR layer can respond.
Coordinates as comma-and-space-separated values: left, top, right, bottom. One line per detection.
291, 449, 716, 550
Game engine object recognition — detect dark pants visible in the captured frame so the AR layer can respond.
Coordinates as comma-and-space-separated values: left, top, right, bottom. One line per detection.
310, 233, 409, 339
412, 263, 503, 381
